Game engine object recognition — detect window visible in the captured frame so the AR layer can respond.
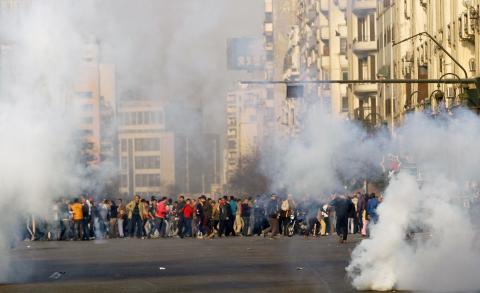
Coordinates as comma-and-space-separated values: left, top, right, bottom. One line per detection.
266, 50, 274, 61
76, 92, 93, 99
82, 104, 93, 111
369, 15, 376, 41
370, 55, 376, 79
135, 156, 160, 169
228, 140, 237, 149
227, 128, 237, 137
341, 96, 349, 112
135, 138, 161, 151
120, 174, 128, 187
265, 12, 272, 23
120, 139, 127, 152
340, 38, 347, 55
143, 112, 150, 124
121, 156, 127, 170
322, 40, 330, 56
342, 71, 348, 81
81, 116, 93, 124
135, 174, 161, 187
358, 57, 368, 80
358, 17, 366, 41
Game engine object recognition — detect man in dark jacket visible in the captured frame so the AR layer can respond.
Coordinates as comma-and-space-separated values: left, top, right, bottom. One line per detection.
240, 198, 251, 236
330, 194, 354, 243
196, 195, 207, 238
176, 196, 185, 238
203, 198, 213, 236
218, 196, 232, 237
262, 194, 280, 238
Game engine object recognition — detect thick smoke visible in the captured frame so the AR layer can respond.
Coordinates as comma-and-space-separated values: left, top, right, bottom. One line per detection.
347, 111, 480, 291
264, 107, 480, 291
0, 0, 262, 282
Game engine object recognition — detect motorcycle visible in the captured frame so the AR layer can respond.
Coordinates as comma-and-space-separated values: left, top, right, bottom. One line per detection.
286, 210, 308, 237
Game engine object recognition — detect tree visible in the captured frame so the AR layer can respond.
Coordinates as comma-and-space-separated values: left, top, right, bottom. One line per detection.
227, 152, 270, 196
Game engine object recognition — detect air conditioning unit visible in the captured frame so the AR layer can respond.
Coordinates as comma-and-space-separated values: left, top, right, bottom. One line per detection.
459, 11, 475, 40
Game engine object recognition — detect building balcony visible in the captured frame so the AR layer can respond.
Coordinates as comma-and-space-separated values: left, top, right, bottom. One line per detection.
353, 83, 377, 94
352, 0, 376, 14
319, 0, 329, 14
352, 40, 377, 53
319, 26, 329, 41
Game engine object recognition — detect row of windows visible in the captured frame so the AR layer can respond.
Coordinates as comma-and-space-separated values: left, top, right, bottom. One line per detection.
135, 174, 161, 187
120, 138, 161, 152
121, 156, 161, 171
120, 173, 161, 187
135, 156, 160, 169
135, 138, 161, 151
118, 111, 163, 126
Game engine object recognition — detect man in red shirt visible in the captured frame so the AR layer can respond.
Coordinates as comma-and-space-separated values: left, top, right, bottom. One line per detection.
183, 199, 194, 237
154, 197, 169, 238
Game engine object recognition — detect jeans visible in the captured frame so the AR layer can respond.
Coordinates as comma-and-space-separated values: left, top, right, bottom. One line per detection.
73, 220, 83, 240
183, 218, 192, 237
129, 215, 143, 238
154, 218, 166, 237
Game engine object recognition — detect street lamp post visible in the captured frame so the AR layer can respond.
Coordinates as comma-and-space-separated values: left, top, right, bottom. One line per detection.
392, 32, 469, 80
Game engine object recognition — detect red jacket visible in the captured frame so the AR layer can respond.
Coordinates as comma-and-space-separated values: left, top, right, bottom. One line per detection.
155, 202, 168, 218
183, 204, 194, 218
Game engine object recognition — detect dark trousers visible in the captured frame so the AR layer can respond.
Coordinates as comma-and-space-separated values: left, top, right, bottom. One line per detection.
241, 216, 250, 236
336, 216, 348, 241
264, 217, 279, 236
154, 218, 165, 237
178, 217, 185, 237
82, 218, 90, 240
279, 216, 288, 235
184, 218, 192, 237
129, 215, 143, 238
218, 220, 228, 237
73, 220, 83, 240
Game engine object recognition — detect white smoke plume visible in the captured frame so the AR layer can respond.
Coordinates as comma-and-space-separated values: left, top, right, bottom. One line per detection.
0, 0, 262, 282
264, 107, 480, 291
347, 111, 480, 292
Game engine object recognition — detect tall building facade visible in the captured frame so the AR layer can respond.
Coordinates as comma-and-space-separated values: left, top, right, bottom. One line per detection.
117, 99, 175, 197
380, 0, 480, 126
270, 0, 379, 124
72, 40, 117, 167
225, 86, 266, 184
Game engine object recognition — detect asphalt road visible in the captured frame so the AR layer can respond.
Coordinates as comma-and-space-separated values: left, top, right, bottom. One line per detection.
1, 235, 368, 293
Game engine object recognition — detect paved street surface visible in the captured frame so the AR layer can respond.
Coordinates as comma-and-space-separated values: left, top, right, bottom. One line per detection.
1, 235, 369, 293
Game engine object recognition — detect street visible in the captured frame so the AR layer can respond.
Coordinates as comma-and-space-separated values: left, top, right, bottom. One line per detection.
1, 235, 368, 293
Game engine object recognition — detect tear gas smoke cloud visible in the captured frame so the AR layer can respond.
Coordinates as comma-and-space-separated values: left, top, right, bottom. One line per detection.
0, 0, 261, 282
264, 107, 480, 291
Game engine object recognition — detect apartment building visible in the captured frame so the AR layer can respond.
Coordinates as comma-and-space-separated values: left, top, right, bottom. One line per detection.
118, 99, 175, 197
275, 0, 378, 123
72, 39, 117, 167
264, 0, 299, 138
380, 0, 480, 124
225, 86, 266, 184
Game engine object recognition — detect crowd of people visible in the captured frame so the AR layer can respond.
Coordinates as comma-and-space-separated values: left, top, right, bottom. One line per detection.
21, 192, 385, 244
